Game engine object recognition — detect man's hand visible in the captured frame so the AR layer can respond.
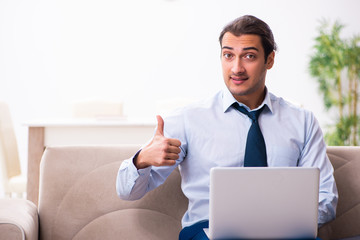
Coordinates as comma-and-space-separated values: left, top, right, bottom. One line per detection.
134, 115, 182, 169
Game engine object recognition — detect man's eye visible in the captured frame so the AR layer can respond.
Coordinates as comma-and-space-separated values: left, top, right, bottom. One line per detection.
245, 54, 256, 59
224, 53, 233, 59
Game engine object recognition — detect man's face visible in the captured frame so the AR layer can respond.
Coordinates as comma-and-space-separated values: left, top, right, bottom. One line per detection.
221, 32, 274, 108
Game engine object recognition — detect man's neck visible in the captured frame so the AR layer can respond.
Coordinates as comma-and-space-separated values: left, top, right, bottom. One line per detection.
235, 89, 266, 110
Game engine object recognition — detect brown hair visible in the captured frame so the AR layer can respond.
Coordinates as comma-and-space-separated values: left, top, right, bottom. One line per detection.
219, 15, 277, 61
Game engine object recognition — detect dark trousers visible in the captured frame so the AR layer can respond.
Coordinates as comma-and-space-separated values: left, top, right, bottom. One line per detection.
179, 220, 322, 240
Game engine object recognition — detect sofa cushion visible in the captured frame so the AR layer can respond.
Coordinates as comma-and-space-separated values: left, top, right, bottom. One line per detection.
73, 209, 182, 240
38, 145, 187, 240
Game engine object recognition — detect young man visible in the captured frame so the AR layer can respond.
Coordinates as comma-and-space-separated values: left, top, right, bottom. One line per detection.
116, 15, 338, 240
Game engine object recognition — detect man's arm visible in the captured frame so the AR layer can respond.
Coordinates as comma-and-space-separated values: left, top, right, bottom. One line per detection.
299, 112, 338, 226
116, 115, 182, 201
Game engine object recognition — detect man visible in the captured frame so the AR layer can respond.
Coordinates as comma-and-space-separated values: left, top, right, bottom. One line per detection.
116, 15, 338, 240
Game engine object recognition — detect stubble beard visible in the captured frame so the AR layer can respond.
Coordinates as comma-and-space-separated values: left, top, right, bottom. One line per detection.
228, 76, 265, 98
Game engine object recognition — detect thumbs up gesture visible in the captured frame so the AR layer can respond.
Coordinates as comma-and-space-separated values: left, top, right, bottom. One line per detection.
134, 115, 182, 169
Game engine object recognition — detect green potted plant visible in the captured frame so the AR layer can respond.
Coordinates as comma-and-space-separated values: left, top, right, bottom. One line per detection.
309, 20, 360, 145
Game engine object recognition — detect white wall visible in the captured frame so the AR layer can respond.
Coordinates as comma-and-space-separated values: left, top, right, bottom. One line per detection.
1, 0, 360, 176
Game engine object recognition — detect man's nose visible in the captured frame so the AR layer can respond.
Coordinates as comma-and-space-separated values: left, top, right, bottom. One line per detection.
232, 58, 245, 74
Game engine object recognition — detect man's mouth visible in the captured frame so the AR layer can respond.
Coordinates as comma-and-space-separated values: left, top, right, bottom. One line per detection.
230, 75, 249, 84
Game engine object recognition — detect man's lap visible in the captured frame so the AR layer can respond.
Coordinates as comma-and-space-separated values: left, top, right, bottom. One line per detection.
179, 220, 321, 240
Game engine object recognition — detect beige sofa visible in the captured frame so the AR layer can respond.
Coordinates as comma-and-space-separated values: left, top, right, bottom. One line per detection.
0, 145, 359, 240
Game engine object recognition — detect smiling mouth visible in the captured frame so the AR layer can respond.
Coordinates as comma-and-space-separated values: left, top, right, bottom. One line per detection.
231, 75, 249, 83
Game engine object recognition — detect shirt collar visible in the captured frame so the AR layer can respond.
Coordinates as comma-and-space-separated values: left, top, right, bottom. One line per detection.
222, 87, 274, 113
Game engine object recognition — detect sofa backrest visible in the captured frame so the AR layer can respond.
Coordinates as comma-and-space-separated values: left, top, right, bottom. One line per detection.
318, 146, 360, 240
38, 145, 188, 240
38, 145, 360, 240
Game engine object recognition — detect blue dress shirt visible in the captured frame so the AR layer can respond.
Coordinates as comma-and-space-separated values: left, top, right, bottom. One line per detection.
116, 87, 338, 228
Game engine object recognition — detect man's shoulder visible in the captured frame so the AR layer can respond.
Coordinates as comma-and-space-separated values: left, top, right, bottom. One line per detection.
268, 92, 317, 129
162, 91, 223, 138
169, 91, 223, 115
269, 92, 311, 114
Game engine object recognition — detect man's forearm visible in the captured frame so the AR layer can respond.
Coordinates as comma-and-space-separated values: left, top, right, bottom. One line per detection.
116, 157, 151, 201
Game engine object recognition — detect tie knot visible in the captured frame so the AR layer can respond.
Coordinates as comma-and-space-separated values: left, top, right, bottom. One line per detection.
233, 103, 264, 122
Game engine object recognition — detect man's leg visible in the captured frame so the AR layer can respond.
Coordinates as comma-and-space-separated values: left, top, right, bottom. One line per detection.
179, 220, 321, 240
192, 230, 209, 240
179, 220, 209, 240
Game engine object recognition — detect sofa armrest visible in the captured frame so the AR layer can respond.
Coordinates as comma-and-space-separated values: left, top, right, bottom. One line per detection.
0, 198, 38, 240
318, 146, 360, 240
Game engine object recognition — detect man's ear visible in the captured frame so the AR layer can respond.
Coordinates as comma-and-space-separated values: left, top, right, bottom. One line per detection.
266, 51, 275, 70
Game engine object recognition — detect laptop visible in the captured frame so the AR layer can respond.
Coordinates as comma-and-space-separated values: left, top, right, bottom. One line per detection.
206, 167, 319, 240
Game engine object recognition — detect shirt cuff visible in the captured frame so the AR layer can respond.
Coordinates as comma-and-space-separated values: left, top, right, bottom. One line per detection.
131, 149, 151, 177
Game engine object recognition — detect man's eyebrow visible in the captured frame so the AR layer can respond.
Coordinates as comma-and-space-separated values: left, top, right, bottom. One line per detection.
243, 47, 259, 51
222, 46, 233, 50
221, 46, 259, 51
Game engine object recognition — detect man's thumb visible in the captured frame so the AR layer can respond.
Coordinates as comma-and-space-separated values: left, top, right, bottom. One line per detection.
155, 115, 164, 136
